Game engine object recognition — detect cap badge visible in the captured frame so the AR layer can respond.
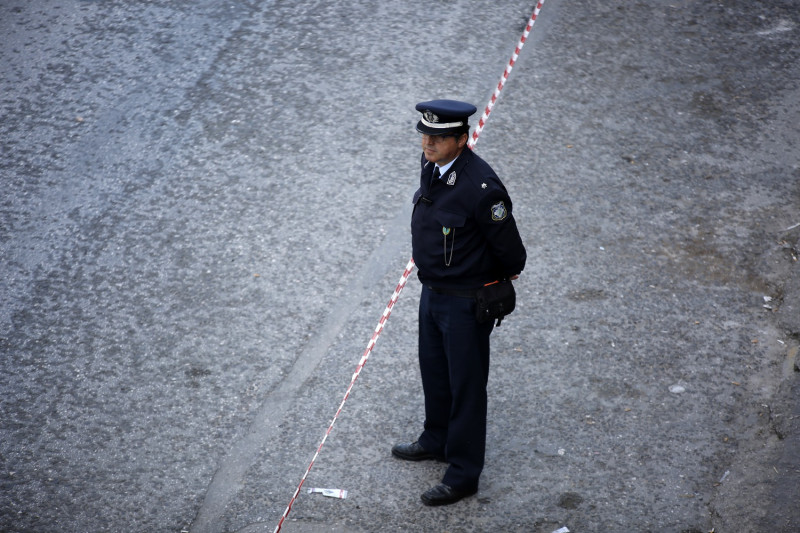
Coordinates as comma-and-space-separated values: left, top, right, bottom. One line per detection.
423, 110, 439, 123
446, 172, 457, 186
491, 201, 508, 221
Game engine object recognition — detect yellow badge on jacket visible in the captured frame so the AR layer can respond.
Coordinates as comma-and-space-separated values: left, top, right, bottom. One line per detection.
491, 201, 508, 221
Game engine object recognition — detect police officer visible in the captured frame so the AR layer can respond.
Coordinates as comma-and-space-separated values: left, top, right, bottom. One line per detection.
392, 99, 527, 505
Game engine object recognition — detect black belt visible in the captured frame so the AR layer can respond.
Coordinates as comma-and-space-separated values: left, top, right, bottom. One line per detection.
426, 285, 478, 299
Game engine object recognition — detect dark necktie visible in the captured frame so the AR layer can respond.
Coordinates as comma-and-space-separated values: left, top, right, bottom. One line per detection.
432, 167, 440, 181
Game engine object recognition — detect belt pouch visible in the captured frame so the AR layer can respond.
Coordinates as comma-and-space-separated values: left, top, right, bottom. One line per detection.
475, 280, 516, 326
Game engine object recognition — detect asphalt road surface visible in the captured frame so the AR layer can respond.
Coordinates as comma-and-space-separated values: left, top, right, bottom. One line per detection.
1, 1, 798, 532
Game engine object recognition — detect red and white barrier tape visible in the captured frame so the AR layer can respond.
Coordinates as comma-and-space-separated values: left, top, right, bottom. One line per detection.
273, 258, 416, 533
274, 2, 545, 530
469, 0, 545, 149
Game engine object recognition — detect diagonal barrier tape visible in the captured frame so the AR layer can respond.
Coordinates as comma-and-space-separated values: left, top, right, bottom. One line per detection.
470, 1, 545, 150
273, 259, 415, 533
273, 2, 545, 531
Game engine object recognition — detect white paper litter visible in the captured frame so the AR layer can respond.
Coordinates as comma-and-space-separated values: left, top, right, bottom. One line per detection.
307, 487, 348, 499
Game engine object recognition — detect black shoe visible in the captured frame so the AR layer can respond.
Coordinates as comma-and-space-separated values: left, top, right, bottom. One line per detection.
391, 441, 436, 461
421, 483, 477, 506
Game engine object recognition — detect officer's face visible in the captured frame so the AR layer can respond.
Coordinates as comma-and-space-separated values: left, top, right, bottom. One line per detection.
421, 133, 467, 166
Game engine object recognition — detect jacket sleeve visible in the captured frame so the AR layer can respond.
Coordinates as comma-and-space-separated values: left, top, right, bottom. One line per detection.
475, 191, 527, 278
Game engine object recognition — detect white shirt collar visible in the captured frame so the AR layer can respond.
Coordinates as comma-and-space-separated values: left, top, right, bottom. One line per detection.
435, 158, 456, 178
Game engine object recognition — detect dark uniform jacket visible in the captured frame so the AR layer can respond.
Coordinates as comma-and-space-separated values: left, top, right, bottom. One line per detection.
411, 148, 526, 290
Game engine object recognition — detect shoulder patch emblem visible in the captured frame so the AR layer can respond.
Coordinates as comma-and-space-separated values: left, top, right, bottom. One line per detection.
491, 201, 508, 222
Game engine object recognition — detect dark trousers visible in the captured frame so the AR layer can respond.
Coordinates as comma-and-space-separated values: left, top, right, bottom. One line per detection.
417, 285, 494, 492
